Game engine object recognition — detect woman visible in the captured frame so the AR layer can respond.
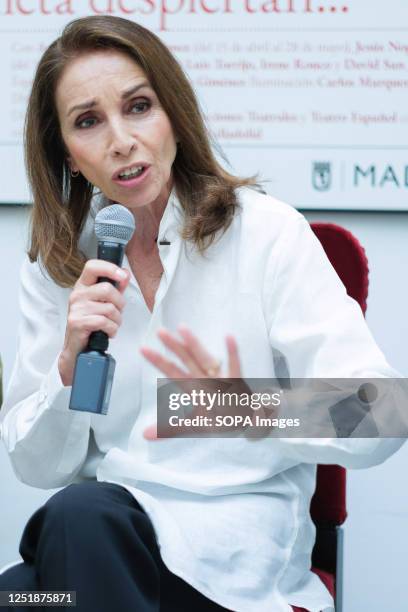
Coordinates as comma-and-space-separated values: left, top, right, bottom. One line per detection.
0, 15, 403, 612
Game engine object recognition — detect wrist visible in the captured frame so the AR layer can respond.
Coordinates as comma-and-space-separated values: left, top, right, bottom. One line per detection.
58, 351, 74, 387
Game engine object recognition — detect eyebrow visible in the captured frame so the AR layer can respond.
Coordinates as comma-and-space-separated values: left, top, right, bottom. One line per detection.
67, 81, 151, 117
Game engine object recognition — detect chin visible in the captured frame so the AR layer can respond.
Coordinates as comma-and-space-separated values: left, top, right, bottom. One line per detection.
106, 190, 150, 209
130, 189, 170, 210
118, 197, 147, 209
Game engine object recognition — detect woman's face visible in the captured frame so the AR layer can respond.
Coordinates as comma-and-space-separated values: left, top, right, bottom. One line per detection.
56, 50, 178, 211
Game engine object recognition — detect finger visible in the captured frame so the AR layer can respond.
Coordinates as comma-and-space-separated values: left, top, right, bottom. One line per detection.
177, 325, 221, 375
83, 283, 126, 310
140, 345, 198, 397
143, 423, 159, 440
116, 271, 131, 294
85, 301, 122, 326
157, 328, 203, 377
143, 421, 193, 440
226, 335, 241, 378
144, 416, 211, 441
78, 260, 129, 288
143, 421, 184, 441
140, 347, 187, 379
69, 314, 119, 338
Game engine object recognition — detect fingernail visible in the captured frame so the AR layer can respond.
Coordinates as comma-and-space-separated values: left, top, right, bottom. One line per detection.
116, 269, 127, 279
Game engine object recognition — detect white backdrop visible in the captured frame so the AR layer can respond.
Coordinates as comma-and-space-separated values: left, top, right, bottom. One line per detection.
1, 0, 408, 208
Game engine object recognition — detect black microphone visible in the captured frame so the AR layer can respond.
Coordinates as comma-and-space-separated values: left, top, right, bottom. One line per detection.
69, 204, 135, 415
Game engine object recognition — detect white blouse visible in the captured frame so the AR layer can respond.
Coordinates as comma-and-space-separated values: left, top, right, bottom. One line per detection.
0, 188, 404, 612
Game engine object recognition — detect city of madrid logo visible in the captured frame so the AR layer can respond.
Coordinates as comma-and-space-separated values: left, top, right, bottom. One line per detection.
312, 162, 332, 191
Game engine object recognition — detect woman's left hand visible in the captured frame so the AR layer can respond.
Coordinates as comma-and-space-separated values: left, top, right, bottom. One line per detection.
140, 325, 244, 440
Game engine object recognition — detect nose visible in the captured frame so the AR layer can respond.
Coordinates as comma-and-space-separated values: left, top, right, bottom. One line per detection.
108, 118, 137, 157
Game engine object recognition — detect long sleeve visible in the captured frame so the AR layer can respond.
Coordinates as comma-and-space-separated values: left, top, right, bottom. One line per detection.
0, 257, 91, 489
264, 212, 406, 468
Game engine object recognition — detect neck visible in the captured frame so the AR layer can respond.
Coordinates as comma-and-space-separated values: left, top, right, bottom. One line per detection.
127, 196, 169, 255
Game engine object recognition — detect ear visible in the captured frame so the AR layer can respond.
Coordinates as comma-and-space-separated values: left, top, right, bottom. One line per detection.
66, 156, 79, 173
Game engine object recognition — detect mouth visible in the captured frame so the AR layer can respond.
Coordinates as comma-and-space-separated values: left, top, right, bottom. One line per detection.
113, 163, 150, 182
112, 164, 151, 189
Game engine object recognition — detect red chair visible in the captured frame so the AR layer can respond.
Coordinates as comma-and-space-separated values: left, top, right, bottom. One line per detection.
309, 222, 370, 612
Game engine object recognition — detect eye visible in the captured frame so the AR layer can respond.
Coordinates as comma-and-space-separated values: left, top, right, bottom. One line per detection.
129, 98, 151, 114
75, 115, 97, 129
73, 98, 151, 129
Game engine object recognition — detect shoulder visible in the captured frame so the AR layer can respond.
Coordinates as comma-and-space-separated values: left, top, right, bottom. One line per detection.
20, 255, 53, 286
236, 186, 303, 223
233, 186, 306, 244
18, 255, 63, 310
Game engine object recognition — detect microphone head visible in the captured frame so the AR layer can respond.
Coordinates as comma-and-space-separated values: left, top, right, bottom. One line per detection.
94, 204, 135, 245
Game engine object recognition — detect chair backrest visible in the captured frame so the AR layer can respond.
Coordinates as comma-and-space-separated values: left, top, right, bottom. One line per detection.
309, 222, 369, 528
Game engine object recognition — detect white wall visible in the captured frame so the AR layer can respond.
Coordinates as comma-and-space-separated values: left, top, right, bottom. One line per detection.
1, 205, 407, 611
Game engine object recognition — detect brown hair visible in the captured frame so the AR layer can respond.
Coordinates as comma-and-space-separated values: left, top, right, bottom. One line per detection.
25, 15, 258, 287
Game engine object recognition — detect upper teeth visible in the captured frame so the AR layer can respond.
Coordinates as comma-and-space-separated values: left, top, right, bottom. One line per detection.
119, 165, 144, 178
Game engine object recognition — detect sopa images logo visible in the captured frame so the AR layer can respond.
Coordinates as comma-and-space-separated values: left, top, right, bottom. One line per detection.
312, 162, 332, 192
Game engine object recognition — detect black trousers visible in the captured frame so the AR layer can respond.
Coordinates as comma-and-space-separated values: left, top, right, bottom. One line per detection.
0, 481, 231, 611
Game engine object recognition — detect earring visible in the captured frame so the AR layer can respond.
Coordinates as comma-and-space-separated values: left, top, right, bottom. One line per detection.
70, 168, 79, 178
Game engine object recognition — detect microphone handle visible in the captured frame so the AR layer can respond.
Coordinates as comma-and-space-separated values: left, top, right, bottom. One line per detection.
88, 241, 126, 353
